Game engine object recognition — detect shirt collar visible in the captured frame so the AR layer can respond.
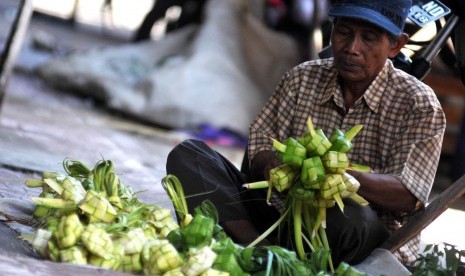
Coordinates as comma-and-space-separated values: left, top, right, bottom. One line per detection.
362, 60, 392, 113
315, 62, 341, 106
315, 59, 392, 113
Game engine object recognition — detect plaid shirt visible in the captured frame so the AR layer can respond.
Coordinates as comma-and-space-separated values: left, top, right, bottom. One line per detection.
248, 58, 446, 264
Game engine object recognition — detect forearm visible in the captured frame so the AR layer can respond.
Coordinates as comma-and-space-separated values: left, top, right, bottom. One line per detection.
348, 170, 417, 212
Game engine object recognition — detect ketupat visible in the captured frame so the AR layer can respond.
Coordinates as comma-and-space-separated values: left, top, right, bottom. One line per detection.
80, 223, 114, 259
271, 137, 307, 167
27, 161, 203, 275
88, 254, 120, 271
60, 177, 86, 203
47, 237, 60, 261
269, 163, 299, 192
242, 163, 299, 205
78, 189, 117, 223
182, 246, 217, 276
264, 163, 300, 205
212, 248, 245, 276
114, 227, 147, 254
31, 228, 52, 257
290, 181, 315, 202
196, 245, 233, 274
334, 261, 367, 275
298, 117, 333, 156
153, 219, 180, 239
322, 151, 349, 174
301, 156, 326, 189
181, 195, 363, 275
88, 244, 124, 270
26, 159, 155, 269
56, 213, 83, 249
328, 124, 363, 153
119, 252, 143, 273
320, 174, 347, 212
150, 207, 173, 223
200, 268, 230, 276
341, 173, 369, 206
26, 159, 151, 271
143, 241, 184, 274
25, 158, 366, 275
59, 246, 87, 265
181, 212, 215, 248
43, 177, 64, 195
242, 163, 298, 192
32, 192, 54, 218
242, 117, 369, 273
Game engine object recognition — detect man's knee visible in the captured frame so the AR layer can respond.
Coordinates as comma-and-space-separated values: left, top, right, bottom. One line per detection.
326, 200, 390, 265
167, 139, 207, 165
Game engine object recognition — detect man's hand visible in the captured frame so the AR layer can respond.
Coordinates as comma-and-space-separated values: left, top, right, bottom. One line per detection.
348, 170, 418, 213
248, 150, 282, 182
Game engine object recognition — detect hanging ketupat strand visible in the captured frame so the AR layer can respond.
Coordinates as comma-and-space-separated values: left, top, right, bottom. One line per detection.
23, 153, 366, 275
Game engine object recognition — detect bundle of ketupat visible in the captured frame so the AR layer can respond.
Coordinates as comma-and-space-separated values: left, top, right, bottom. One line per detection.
244, 117, 370, 272
161, 175, 366, 276
27, 159, 185, 273
25, 158, 365, 275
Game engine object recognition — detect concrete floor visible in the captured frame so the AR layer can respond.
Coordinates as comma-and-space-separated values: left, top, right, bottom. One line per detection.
1, 1, 465, 274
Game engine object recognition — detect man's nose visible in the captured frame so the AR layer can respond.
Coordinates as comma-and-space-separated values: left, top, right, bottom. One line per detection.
347, 36, 362, 53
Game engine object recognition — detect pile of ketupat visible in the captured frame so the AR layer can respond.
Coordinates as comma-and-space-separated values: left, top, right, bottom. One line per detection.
24, 156, 366, 275
244, 117, 370, 272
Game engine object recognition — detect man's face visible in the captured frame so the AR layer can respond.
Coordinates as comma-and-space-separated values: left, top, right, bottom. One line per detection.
331, 18, 398, 85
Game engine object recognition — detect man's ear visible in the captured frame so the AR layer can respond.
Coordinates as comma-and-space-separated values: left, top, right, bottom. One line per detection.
388, 33, 409, 58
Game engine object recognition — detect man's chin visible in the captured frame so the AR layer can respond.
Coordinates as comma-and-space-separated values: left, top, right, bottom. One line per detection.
338, 70, 364, 82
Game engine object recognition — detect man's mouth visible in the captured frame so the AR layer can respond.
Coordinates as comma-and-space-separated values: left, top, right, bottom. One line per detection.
340, 60, 362, 70
341, 60, 362, 68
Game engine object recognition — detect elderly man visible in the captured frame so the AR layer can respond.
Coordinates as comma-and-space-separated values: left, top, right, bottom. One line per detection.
167, 0, 446, 266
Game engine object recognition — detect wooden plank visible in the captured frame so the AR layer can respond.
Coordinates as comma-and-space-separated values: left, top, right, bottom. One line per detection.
381, 173, 465, 252
0, 0, 32, 108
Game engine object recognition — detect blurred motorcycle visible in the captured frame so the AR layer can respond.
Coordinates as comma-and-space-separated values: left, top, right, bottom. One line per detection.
398, 0, 465, 84
404, 0, 465, 181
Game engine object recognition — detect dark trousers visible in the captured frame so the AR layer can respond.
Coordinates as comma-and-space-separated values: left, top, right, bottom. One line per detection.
166, 139, 390, 265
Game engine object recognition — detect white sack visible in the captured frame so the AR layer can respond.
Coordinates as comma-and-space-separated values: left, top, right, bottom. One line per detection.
37, 0, 300, 135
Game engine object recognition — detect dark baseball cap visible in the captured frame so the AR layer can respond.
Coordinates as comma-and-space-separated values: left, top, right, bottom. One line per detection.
328, 0, 412, 36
